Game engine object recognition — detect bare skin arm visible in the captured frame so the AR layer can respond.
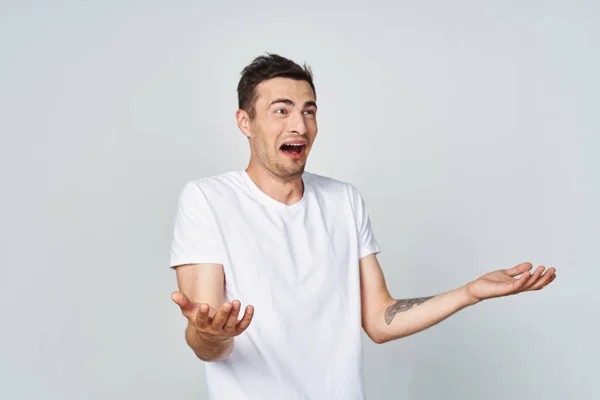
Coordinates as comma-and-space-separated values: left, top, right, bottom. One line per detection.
172, 263, 254, 361
359, 254, 556, 344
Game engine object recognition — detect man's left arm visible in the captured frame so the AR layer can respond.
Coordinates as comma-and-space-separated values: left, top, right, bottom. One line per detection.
359, 254, 556, 344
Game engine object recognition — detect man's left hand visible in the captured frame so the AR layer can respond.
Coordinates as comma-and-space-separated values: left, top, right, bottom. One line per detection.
465, 262, 556, 304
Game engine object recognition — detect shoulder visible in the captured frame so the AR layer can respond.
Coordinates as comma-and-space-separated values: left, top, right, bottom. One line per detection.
187, 170, 244, 189
177, 170, 245, 205
304, 171, 363, 204
182, 170, 245, 194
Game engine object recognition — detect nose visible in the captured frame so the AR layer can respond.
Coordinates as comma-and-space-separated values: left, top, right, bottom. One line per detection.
288, 110, 308, 135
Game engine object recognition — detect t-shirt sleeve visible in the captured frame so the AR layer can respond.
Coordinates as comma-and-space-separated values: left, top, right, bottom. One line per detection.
169, 180, 224, 268
349, 184, 381, 259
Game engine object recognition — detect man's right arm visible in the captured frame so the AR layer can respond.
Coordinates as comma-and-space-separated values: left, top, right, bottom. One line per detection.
172, 263, 254, 362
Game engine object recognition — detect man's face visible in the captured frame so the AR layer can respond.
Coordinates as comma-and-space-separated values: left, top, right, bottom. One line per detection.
244, 77, 318, 180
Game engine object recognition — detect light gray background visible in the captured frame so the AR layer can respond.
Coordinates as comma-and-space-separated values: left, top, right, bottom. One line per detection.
1, 1, 598, 399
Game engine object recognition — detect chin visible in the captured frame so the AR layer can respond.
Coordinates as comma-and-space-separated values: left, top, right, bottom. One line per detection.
275, 165, 305, 179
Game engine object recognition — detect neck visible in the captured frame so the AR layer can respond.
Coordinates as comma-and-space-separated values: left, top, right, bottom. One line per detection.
245, 162, 304, 206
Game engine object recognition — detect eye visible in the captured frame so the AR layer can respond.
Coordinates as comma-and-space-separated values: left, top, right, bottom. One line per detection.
303, 109, 316, 115
275, 109, 287, 114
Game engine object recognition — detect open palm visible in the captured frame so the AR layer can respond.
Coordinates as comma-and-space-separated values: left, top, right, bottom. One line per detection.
466, 262, 556, 302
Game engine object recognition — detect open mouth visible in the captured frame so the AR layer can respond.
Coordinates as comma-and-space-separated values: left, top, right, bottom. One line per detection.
280, 143, 306, 158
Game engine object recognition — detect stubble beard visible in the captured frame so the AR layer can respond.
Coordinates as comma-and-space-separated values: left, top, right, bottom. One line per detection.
255, 144, 305, 180
251, 126, 307, 180
268, 152, 305, 180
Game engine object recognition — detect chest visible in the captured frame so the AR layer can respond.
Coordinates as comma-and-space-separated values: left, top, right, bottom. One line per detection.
215, 199, 357, 300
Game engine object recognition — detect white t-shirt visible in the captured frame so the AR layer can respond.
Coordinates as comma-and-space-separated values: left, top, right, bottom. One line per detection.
169, 169, 380, 400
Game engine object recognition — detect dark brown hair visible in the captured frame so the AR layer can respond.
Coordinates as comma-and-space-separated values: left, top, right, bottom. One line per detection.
237, 53, 315, 119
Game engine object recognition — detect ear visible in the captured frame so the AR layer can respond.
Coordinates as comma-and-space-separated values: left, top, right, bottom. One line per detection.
236, 109, 252, 139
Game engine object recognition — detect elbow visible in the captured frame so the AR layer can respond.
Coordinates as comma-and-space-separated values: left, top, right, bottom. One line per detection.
371, 335, 387, 345
363, 304, 395, 344
371, 331, 392, 344
363, 322, 390, 344
367, 330, 390, 344
367, 327, 406, 344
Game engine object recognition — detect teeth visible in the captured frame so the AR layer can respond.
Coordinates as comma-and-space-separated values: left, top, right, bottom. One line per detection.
285, 143, 304, 146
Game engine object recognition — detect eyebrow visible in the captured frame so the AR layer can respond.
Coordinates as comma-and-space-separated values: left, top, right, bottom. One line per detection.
269, 98, 318, 109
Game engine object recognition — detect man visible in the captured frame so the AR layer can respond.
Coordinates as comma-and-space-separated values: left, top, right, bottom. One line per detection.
169, 53, 556, 399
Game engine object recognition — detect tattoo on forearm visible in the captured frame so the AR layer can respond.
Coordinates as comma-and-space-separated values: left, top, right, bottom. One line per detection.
384, 296, 433, 325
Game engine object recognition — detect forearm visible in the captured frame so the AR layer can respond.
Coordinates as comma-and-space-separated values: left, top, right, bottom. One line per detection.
374, 285, 478, 343
185, 322, 234, 361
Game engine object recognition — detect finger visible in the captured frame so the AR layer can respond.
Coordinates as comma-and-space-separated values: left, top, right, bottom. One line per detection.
172, 291, 195, 315
528, 269, 553, 290
222, 300, 242, 333
523, 266, 545, 289
211, 302, 233, 329
235, 305, 255, 334
529, 268, 556, 290
171, 291, 190, 308
506, 262, 533, 277
195, 303, 211, 327
510, 271, 531, 291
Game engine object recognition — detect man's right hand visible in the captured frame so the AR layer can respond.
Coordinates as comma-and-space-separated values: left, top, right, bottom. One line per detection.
171, 291, 255, 340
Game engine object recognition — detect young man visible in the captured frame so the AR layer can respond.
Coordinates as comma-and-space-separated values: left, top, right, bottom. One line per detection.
169, 53, 556, 399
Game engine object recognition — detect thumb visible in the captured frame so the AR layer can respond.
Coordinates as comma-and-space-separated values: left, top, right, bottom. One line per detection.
171, 291, 195, 315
